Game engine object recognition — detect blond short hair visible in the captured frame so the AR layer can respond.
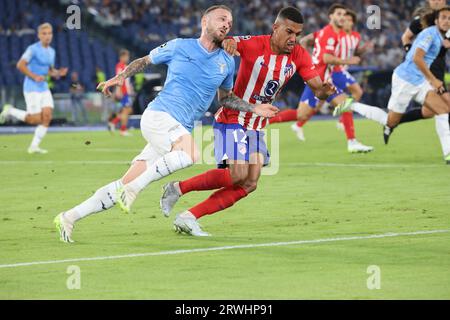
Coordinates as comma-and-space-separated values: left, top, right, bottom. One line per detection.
38, 23, 52, 32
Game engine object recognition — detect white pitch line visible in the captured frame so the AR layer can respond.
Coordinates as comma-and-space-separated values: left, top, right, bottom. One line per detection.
0, 161, 444, 168
0, 229, 447, 269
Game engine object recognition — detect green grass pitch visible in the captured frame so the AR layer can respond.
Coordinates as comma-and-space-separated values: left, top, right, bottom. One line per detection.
0, 118, 449, 299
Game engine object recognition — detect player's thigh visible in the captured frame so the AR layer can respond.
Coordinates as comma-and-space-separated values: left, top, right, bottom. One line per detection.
172, 133, 200, 163
329, 93, 348, 107
140, 109, 196, 159
423, 91, 450, 114
241, 155, 264, 193
228, 161, 250, 184
213, 122, 248, 170
297, 102, 316, 120
347, 83, 363, 101
387, 74, 416, 114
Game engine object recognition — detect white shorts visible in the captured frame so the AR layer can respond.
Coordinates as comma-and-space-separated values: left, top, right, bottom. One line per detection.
24, 90, 54, 114
387, 73, 433, 113
132, 109, 190, 162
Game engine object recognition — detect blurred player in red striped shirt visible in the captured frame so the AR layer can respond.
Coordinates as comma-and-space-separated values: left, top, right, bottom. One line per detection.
109, 49, 133, 136
160, 7, 337, 236
270, 5, 379, 153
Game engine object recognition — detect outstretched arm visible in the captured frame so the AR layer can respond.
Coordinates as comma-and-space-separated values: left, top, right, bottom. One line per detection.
413, 48, 444, 93
97, 56, 151, 96
217, 88, 279, 118
306, 76, 336, 100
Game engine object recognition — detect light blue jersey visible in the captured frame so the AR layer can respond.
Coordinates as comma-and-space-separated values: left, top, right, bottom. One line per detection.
395, 26, 444, 85
148, 38, 235, 132
21, 41, 56, 92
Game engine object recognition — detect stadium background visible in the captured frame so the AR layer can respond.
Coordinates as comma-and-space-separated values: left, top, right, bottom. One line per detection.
1, 0, 447, 128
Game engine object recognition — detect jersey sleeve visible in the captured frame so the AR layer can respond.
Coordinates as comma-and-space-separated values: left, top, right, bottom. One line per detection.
295, 48, 319, 81
415, 29, 435, 53
409, 17, 422, 35
21, 45, 33, 62
149, 39, 178, 65
219, 58, 235, 91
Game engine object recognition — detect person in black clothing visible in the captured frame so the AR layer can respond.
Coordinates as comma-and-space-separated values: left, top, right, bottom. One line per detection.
400, 0, 450, 125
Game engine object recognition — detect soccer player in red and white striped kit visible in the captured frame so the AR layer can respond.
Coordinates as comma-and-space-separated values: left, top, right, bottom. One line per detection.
269, 5, 376, 153
161, 7, 338, 236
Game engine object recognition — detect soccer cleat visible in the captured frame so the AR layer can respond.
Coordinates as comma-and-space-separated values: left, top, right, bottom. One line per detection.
347, 139, 374, 153
160, 181, 181, 217
0, 104, 12, 124
291, 123, 305, 141
383, 125, 394, 145
54, 212, 74, 243
27, 146, 48, 154
173, 212, 211, 237
445, 153, 450, 165
333, 97, 353, 117
117, 185, 137, 214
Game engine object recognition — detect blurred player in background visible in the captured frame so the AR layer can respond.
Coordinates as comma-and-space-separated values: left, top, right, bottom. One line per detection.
0, 23, 68, 153
53, 5, 277, 243
336, 6, 450, 163
108, 49, 134, 136
160, 7, 337, 236
269, 4, 378, 153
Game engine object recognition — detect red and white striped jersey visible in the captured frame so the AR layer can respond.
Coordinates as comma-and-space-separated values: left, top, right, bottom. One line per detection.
310, 24, 343, 81
333, 31, 361, 72
215, 35, 318, 131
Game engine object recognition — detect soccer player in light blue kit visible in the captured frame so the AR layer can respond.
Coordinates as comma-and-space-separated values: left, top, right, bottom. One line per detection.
54, 5, 279, 242
336, 6, 450, 163
0, 23, 68, 153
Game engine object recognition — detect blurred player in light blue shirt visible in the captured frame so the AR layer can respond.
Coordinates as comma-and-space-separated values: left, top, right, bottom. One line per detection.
385, 7, 450, 162
395, 25, 444, 85
56, 5, 278, 242
0, 23, 68, 154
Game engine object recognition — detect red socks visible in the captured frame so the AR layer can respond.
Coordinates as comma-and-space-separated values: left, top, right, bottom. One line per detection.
340, 112, 355, 140
190, 185, 248, 219
269, 109, 297, 124
120, 124, 127, 132
179, 169, 233, 194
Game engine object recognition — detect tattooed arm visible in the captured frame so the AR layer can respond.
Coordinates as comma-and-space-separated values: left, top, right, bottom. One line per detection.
97, 56, 151, 96
217, 88, 279, 118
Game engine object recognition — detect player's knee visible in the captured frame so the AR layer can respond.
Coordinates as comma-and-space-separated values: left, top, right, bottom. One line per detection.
42, 110, 52, 125
242, 179, 257, 193
352, 88, 363, 101
229, 166, 248, 184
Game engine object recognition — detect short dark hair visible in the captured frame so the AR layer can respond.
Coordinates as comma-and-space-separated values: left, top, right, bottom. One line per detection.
276, 6, 304, 24
436, 5, 450, 18
328, 4, 347, 16
119, 49, 129, 57
345, 9, 357, 24
203, 5, 232, 17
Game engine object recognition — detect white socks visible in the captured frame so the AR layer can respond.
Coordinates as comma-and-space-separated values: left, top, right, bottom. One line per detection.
30, 125, 48, 148
127, 150, 194, 194
351, 102, 388, 126
64, 180, 123, 223
63, 150, 193, 224
8, 106, 27, 121
434, 114, 450, 157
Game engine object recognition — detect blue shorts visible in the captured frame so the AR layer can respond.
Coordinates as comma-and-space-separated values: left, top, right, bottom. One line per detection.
299, 85, 343, 109
120, 94, 131, 108
331, 70, 356, 91
213, 121, 270, 168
